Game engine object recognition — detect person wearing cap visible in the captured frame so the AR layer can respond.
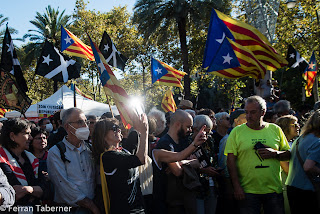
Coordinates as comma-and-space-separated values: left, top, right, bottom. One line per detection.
178, 100, 193, 110
230, 109, 246, 128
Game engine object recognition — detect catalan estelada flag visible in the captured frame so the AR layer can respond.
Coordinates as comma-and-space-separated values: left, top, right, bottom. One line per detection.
151, 58, 187, 88
89, 36, 132, 129
203, 9, 287, 79
161, 90, 177, 113
304, 51, 317, 97
61, 26, 94, 61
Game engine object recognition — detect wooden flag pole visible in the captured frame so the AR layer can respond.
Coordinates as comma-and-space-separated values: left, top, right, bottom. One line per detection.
105, 94, 114, 118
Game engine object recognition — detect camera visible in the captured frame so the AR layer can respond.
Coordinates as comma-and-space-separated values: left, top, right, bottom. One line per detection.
254, 141, 266, 150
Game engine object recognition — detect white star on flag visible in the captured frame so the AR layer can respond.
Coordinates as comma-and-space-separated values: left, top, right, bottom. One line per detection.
44, 46, 76, 82
104, 44, 110, 51
216, 32, 225, 44
289, 53, 295, 58
222, 53, 233, 64
309, 62, 315, 69
42, 54, 53, 65
155, 68, 162, 74
64, 36, 72, 44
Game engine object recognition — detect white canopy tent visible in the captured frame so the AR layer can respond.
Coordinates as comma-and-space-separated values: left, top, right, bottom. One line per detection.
5, 85, 119, 119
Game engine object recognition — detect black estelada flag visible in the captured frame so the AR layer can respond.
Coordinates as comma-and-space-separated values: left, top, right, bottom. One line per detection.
286, 44, 309, 73
0, 67, 31, 114
36, 40, 81, 82
99, 31, 128, 71
1, 26, 28, 92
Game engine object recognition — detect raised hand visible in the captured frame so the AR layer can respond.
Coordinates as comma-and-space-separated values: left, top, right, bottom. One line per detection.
193, 125, 207, 146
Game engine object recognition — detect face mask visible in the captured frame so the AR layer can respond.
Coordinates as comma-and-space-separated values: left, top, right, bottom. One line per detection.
45, 123, 53, 132
69, 124, 90, 140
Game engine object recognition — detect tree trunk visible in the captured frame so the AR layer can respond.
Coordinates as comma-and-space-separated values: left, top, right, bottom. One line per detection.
177, 18, 191, 99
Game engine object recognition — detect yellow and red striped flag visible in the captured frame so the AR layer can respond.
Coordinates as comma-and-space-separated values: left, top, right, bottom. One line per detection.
61, 26, 94, 61
89, 36, 132, 129
304, 51, 317, 97
203, 9, 287, 79
151, 58, 187, 88
161, 90, 177, 113
0, 108, 7, 118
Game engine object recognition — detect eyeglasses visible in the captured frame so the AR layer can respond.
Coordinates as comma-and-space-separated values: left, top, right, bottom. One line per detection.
69, 120, 87, 126
112, 125, 121, 133
290, 123, 300, 128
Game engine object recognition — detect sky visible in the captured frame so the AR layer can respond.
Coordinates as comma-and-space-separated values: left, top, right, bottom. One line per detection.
1, 0, 136, 46
1, 0, 136, 79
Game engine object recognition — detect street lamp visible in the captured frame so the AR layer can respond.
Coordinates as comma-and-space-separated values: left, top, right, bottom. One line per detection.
286, 0, 297, 9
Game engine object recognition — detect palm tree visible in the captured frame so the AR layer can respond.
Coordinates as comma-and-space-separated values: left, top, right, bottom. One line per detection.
133, 0, 230, 99
23, 5, 71, 67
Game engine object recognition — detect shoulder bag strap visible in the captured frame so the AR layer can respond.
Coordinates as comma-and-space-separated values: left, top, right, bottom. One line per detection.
100, 152, 110, 214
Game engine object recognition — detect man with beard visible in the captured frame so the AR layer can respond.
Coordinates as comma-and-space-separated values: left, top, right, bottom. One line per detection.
155, 110, 200, 214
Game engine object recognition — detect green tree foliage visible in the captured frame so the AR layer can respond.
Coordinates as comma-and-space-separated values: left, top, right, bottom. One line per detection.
23, 5, 72, 67
72, 0, 145, 103
133, 0, 231, 99
273, 0, 320, 108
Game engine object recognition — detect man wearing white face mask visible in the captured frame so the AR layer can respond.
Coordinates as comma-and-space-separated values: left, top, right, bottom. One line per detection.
39, 117, 54, 133
47, 108, 99, 214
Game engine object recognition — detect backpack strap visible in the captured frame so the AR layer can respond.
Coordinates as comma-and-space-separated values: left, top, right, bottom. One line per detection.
56, 141, 70, 163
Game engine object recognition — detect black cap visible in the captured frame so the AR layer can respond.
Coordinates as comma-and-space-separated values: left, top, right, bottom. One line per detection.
230, 109, 245, 125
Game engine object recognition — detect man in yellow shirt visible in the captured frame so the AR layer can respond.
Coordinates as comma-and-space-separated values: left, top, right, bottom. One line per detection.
225, 96, 291, 214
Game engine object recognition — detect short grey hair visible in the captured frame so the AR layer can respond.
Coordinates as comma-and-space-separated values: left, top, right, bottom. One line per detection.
273, 100, 290, 114
148, 107, 166, 124
193, 115, 213, 130
215, 112, 229, 122
62, 108, 84, 126
246, 95, 267, 112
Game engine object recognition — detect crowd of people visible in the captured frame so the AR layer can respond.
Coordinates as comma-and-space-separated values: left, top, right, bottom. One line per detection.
0, 95, 319, 214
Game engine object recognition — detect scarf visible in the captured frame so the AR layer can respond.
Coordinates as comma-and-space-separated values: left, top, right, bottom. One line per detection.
0, 147, 39, 186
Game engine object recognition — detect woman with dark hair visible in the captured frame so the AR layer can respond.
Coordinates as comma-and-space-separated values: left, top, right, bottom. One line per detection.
29, 127, 48, 173
92, 115, 148, 214
0, 118, 45, 209
286, 110, 320, 213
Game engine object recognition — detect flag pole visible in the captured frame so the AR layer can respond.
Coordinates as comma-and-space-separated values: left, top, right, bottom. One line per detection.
105, 95, 114, 118
73, 81, 77, 107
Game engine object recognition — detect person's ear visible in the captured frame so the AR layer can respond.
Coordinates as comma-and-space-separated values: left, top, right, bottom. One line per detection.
9, 132, 15, 142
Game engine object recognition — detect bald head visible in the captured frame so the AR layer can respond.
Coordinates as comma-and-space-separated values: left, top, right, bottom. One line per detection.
170, 109, 192, 126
